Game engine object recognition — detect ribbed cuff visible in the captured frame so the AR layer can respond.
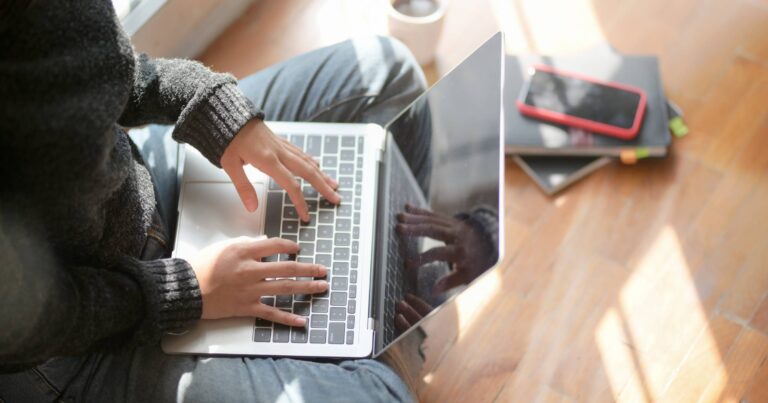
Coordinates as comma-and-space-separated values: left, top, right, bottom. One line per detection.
130, 258, 202, 342
172, 83, 265, 167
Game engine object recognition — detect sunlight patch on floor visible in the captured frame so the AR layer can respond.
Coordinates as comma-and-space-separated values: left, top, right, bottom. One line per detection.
595, 226, 726, 402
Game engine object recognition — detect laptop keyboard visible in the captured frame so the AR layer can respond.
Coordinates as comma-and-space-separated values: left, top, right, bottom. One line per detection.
254, 134, 364, 345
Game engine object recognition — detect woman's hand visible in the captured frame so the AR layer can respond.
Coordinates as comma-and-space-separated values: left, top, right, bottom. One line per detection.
220, 119, 340, 221
188, 237, 328, 326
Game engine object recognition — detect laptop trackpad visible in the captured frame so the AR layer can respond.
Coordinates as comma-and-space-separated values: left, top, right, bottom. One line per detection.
174, 182, 267, 260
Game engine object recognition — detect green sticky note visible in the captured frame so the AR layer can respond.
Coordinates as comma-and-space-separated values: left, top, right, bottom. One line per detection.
669, 116, 689, 138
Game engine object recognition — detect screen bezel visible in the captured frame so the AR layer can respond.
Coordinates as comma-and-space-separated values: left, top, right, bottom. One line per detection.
516, 64, 647, 140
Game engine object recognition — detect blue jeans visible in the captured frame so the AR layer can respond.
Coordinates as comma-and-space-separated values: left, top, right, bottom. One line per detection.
0, 36, 426, 403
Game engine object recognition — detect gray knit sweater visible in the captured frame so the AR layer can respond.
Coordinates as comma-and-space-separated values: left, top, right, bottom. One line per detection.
0, 0, 262, 372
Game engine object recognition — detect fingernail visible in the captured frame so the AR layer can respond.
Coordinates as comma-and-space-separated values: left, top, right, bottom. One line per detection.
317, 266, 328, 276
245, 198, 257, 212
316, 280, 329, 290
294, 317, 307, 326
334, 192, 342, 203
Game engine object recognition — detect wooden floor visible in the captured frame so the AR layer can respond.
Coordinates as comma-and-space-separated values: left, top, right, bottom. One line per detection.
197, 0, 768, 401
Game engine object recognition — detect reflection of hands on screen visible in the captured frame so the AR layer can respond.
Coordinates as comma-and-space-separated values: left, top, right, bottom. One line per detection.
395, 293, 434, 333
396, 204, 494, 295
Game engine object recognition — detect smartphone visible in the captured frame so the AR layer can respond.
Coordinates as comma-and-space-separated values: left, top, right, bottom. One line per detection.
516, 65, 647, 140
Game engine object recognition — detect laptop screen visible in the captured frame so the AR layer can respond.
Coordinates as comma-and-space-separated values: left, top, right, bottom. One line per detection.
376, 33, 504, 355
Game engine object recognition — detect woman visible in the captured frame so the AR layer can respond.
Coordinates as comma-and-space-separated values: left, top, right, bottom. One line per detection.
0, 0, 426, 401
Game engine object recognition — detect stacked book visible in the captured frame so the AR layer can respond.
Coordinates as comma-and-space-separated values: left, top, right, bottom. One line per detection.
505, 44, 677, 195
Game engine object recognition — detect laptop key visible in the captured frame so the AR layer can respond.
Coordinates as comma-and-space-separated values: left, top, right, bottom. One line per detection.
349, 285, 357, 299
299, 228, 316, 242
338, 204, 352, 217
323, 136, 338, 154
283, 206, 298, 220
297, 257, 312, 264
332, 276, 348, 291
311, 314, 328, 328
322, 169, 337, 180
322, 156, 338, 168
298, 243, 314, 256
315, 254, 332, 267
282, 220, 299, 234
339, 163, 354, 175
331, 292, 347, 306
333, 262, 349, 276
329, 322, 345, 344
341, 136, 356, 148
310, 329, 327, 344
254, 328, 272, 342
350, 270, 357, 284
352, 241, 359, 254
294, 302, 311, 316
307, 135, 323, 156
306, 200, 318, 212
318, 210, 334, 224
290, 134, 305, 148
260, 297, 275, 306
276, 295, 292, 308
340, 149, 355, 161
333, 248, 350, 261
347, 315, 355, 329
265, 192, 283, 237
351, 255, 358, 268
338, 176, 354, 188
316, 239, 332, 253
358, 138, 364, 153
348, 299, 356, 314
312, 299, 329, 313
273, 324, 290, 343
291, 326, 308, 343
335, 219, 351, 232
319, 198, 336, 209
317, 225, 334, 239
346, 330, 354, 344
302, 186, 318, 198
353, 226, 360, 238
334, 233, 350, 246
330, 307, 346, 321
354, 198, 361, 210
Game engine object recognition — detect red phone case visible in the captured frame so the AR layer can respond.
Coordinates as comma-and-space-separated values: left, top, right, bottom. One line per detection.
516, 64, 647, 140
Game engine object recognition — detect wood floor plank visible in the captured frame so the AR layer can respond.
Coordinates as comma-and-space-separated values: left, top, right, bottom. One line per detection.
742, 354, 768, 403
697, 327, 768, 403
660, 314, 743, 403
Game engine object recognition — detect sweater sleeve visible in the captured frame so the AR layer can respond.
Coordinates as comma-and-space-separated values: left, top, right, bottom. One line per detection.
118, 54, 265, 167
0, 209, 201, 373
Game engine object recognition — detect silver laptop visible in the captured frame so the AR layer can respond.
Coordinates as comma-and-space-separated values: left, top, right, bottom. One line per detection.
162, 33, 505, 359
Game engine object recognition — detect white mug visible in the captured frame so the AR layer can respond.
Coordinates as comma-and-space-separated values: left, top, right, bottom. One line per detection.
387, 0, 447, 65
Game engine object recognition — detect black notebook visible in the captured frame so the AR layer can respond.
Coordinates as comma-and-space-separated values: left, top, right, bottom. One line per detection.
514, 155, 612, 195
505, 44, 670, 157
